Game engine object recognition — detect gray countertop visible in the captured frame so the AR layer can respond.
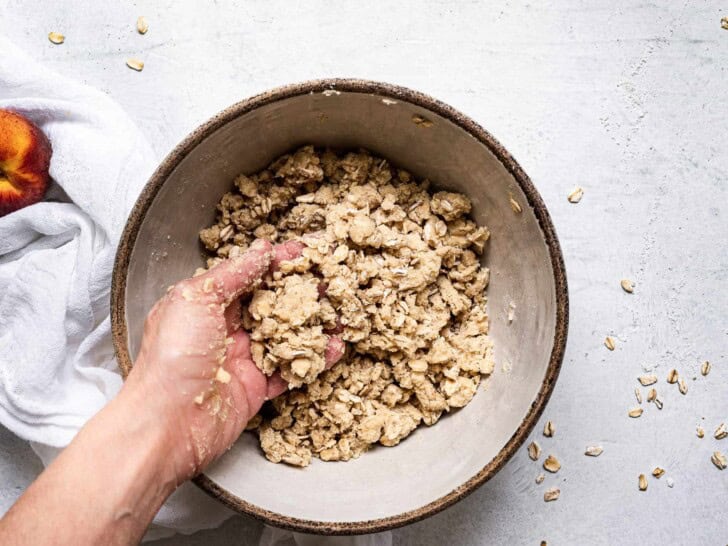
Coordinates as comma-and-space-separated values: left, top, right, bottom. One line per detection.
1, 1, 727, 544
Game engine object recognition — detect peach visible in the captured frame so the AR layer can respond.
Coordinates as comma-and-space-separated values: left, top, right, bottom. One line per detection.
0, 109, 52, 216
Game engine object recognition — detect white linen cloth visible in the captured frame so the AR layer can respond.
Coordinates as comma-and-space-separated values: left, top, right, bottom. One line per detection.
0, 37, 391, 545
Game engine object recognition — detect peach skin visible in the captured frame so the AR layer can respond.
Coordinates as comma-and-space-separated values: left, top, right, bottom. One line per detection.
0, 109, 52, 216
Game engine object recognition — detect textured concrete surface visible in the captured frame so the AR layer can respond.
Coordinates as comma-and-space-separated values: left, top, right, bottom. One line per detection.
1, 1, 727, 544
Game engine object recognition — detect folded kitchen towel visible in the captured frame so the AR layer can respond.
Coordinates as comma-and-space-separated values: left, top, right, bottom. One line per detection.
0, 36, 235, 539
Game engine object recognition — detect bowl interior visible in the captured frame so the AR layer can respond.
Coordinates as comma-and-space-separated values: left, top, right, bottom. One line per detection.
120, 86, 562, 527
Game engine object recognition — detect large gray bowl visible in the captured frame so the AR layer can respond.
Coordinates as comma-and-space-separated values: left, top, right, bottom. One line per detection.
111, 80, 568, 535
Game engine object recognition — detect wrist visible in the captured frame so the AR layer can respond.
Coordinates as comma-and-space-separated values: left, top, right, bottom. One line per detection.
112, 373, 181, 496
15, 374, 183, 544
121, 358, 199, 482
0, 385, 180, 546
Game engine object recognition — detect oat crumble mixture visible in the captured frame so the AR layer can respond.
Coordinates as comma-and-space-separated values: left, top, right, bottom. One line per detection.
198, 146, 495, 467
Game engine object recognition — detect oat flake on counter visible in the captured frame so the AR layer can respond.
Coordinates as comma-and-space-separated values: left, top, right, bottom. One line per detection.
567, 186, 584, 203
528, 441, 542, 461
136, 16, 149, 34
543, 420, 555, 437
48, 32, 65, 44
585, 445, 603, 457
543, 454, 561, 473
544, 487, 560, 502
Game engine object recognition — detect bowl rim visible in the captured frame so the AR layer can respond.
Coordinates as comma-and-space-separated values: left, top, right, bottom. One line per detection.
110, 78, 569, 535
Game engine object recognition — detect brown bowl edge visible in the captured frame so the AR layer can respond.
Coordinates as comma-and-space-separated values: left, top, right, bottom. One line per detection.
110, 78, 569, 535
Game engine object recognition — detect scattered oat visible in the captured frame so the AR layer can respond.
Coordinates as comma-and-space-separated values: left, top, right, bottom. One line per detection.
620, 279, 635, 293
509, 195, 522, 214
667, 369, 679, 384
654, 397, 663, 410
412, 114, 433, 128
638, 474, 647, 491
543, 454, 561, 473
638, 374, 657, 386
678, 378, 688, 395
604, 336, 615, 351
585, 445, 603, 457
635, 388, 643, 404
528, 441, 542, 461
193, 392, 205, 405
647, 388, 657, 402
136, 16, 149, 34
567, 186, 584, 204
701, 360, 711, 376
544, 487, 560, 502
126, 58, 144, 71
722, 16, 728, 30
666, 477, 674, 488
652, 467, 665, 478
48, 32, 65, 44
714, 423, 727, 440
711, 451, 727, 470
629, 407, 643, 418
543, 420, 555, 437
697, 425, 705, 438
535, 473, 545, 484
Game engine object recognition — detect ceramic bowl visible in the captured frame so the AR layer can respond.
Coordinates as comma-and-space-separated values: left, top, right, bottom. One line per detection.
111, 79, 568, 534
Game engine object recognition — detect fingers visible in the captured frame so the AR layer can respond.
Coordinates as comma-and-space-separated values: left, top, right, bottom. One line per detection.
273, 237, 344, 365
265, 372, 288, 400
317, 281, 328, 298
193, 239, 273, 303
324, 336, 346, 370
271, 240, 304, 271
324, 317, 344, 336
224, 298, 242, 332
265, 336, 346, 401
223, 240, 302, 334
225, 330, 268, 425
224, 330, 344, 424
221, 238, 345, 408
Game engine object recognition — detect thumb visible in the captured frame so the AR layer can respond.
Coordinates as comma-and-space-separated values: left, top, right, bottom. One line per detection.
224, 330, 269, 430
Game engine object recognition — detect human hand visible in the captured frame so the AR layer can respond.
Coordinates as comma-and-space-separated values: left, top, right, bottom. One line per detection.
125, 239, 345, 481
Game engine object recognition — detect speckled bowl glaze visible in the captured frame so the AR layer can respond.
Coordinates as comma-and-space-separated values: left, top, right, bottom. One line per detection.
111, 79, 568, 534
